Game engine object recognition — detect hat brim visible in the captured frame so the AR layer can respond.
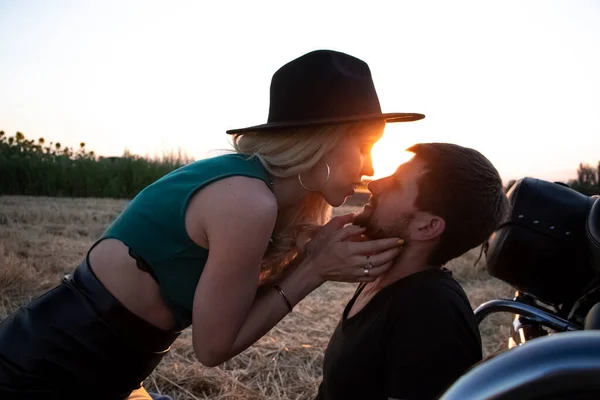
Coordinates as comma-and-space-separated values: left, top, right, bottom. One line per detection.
225, 113, 425, 134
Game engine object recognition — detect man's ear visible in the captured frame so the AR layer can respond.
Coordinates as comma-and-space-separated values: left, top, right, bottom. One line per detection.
411, 213, 445, 241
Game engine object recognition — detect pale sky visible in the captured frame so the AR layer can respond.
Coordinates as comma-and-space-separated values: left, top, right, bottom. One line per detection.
1, 0, 599, 183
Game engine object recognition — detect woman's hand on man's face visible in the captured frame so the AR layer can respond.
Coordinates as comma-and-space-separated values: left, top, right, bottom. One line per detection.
302, 213, 404, 283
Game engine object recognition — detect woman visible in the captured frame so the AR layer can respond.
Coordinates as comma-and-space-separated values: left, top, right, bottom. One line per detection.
0, 49, 424, 399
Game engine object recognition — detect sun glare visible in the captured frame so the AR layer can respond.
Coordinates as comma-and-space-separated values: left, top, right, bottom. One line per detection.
369, 125, 416, 180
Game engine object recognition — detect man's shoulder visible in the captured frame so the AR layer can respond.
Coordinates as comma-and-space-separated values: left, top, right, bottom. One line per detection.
384, 268, 474, 318
386, 268, 467, 299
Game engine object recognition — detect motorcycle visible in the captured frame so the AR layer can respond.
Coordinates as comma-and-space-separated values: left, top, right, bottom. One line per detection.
438, 177, 600, 399
476, 177, 600, 347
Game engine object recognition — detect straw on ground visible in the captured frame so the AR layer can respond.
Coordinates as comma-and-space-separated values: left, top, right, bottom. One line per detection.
0, 196, 514, 399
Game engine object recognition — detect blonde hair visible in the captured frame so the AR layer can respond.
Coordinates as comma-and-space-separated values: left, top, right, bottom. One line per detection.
231, 120, 384, 283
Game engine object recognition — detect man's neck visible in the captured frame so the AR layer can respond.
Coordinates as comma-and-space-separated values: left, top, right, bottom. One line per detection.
346, 243, 437, 319
368, 243, 437, 293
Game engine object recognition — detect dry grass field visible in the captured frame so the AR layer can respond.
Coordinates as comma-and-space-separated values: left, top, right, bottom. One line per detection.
0, 195, 515, 399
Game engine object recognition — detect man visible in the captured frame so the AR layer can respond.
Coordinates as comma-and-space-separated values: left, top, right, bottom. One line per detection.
316, 142, 509, 400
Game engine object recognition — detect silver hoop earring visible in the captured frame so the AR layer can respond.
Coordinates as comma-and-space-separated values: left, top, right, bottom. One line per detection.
298, 163, 331, 192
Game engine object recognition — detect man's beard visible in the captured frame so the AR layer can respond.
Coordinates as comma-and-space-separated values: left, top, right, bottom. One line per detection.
353, 197, 377, 234
354, 201, 413, 240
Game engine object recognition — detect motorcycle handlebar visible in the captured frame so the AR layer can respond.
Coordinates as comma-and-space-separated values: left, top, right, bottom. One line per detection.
474, 299, 581, 332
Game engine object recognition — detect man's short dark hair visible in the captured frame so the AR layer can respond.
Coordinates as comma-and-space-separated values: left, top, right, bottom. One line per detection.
406, 143, 508, 266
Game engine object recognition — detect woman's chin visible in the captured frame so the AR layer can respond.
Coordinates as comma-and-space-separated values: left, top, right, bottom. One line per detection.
322, 193, 346, 208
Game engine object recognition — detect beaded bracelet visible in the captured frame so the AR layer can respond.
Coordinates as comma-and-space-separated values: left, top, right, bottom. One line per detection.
273, 284, 293, 313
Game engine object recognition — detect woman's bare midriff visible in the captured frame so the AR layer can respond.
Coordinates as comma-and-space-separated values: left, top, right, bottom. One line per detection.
88, 239, 177, 331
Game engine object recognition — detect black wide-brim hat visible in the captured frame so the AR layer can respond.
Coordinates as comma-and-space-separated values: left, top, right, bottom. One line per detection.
226, 50, 425, 134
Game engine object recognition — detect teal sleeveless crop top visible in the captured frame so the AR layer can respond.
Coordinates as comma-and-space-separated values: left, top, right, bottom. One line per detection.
95, 153, 273, 329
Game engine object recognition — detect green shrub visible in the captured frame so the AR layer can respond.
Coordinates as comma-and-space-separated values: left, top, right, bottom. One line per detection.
0, 131, 193, 199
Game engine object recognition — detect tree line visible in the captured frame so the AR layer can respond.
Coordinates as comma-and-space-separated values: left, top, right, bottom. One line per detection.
504, 162, 600, 196
0, 131, 192, 199
1, 130, 598, 199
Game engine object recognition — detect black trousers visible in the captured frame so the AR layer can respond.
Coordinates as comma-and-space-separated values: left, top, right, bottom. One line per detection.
0, 257, 181, 399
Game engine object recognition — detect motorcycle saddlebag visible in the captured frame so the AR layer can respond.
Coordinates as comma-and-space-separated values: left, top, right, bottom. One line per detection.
486, 177, 597, 305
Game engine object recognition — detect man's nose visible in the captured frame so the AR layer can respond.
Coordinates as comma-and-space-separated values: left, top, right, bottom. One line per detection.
367, 178, 383, 194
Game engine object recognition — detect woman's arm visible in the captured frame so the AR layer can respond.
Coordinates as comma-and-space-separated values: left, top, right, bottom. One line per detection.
188, 176, 278, 366
223, 217, 402, 364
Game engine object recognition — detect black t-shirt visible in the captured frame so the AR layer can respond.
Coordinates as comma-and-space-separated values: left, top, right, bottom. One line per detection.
316, 268, 482, 400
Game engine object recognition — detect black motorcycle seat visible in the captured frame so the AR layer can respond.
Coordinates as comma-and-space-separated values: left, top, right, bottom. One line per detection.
438, 330, 600, 400
587, 197, 600, 272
